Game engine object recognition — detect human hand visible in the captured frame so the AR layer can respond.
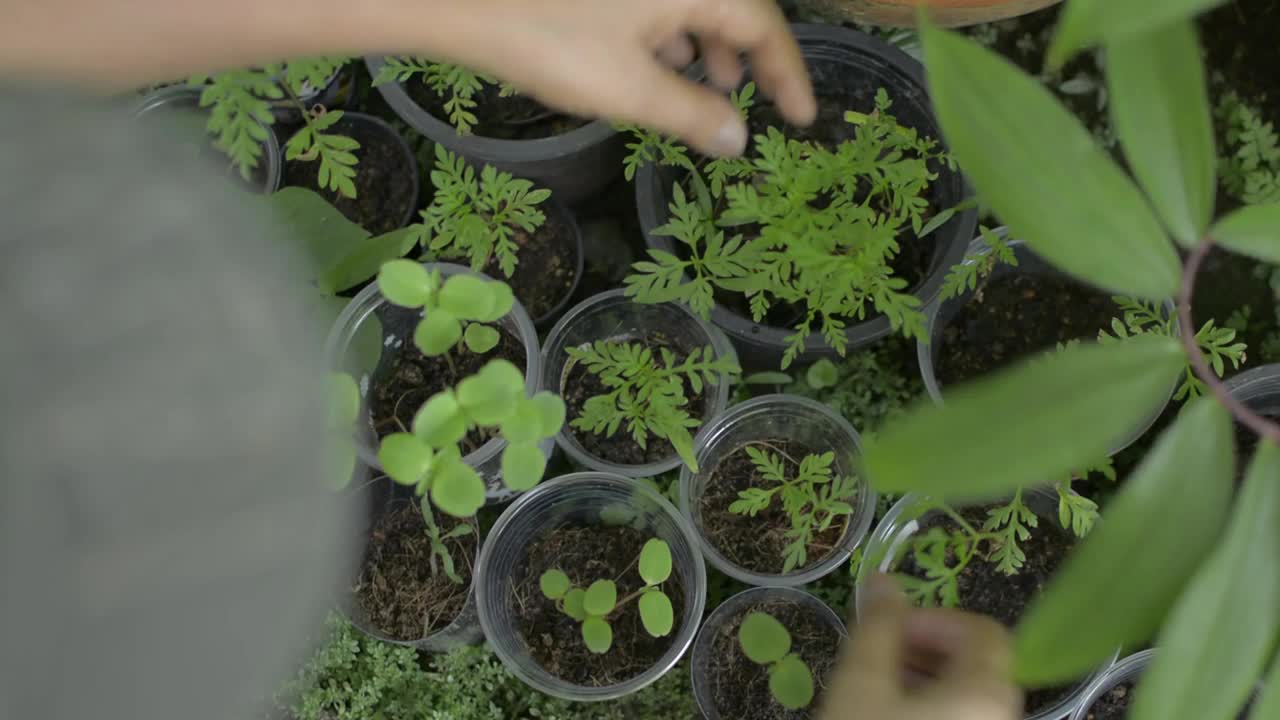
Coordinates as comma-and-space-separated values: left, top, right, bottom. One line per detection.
820, 574, 1022, 720
458, 0, 817, 157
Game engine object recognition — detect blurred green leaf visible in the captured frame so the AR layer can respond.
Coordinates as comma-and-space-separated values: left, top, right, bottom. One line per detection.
318, 226, 419, 294
582, 617, 613, 654
1254, 649, 1280, 719
457, 360, 523, 425
1132, 442, 1279, 720
639, 539, 673, 586
1212, 204, 1280, 265
1014, 398, 1235, 685
412, 390, 467, 447
326, 373, 360, 429
265, 187, 369, 287
806, 359, 840, 390
463, 323, 500, 354
864, 336, 1184, 498
415, 310, 462, 356
540, 569, 570, 600
378, 433, 433, 487
500, 442, 546, 491
378, 260, 434, 308
769, 656, 815, 710
499, 399, 543, 444
477, 281, 516, 323
1106, 21, 1215, 246
430, 457, 485, 517
530, 392, 567, 438
439, 275, 498, 320
1049, 0, 1230, 69
583, 580, 618, 616
921, 24, 1181, 300
639, 590, 675, 637
743, 372, 794, 386
325, 434, 356, 491
739, 612, 791, 664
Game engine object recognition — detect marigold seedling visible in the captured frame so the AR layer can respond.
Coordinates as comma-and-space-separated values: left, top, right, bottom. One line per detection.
373, 57, 515, 135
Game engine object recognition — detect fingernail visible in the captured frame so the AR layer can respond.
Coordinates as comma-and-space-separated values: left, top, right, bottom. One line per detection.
713, 120, 748, 157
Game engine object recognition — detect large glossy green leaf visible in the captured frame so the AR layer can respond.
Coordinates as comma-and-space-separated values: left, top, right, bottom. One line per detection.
1211, 204, 1280, 265
1014, 398, 1235, 685
1133, 442, 1280, 720
1049, 0, 1230, 69
317, 226, 418, 294
265, 187, 369, 285
863, 336, 1184, 498
1106, 21, 1215, 246
920, 24, 1181, 300
1254, 649, 1280, 719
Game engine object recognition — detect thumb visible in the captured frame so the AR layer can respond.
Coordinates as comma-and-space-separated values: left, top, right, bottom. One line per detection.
819, 574, 907, 717
616, 59, 749, 158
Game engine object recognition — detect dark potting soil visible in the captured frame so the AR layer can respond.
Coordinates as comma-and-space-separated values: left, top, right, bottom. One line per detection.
897, 507, 1081, 716
698, 440, 851, 575
1234, 416, 1279, 479
369, 325, 526, 451
353, 504, 478, 641
476, 214, 577, 323
704, 597, 841, 720
1202, 0, 1280, 131
405, 81, 589, 140
935, 272, 1119, 387
1082, 680, 1134, 720
282, 115, 416, 235
563, 336, 711, 466
513, 524, 686, 686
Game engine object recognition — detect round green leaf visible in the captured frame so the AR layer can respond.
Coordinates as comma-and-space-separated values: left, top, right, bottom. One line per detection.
582, 617, 613, 654
563, 588, 587, 621
739, 612, 792, 664
583, 580, 618, 617
377, 433, 433, 487
439, 275, 496, 320
805, 359, 839, 390
457, 360, 525, 425
769, 655, 815, 710
501, 442, 546, 491
414, 310, 461, 356
464, 323, 500, 354
430, 458, 485, 517
638, 539, 673, 586
326, 373, 360, 429
500, 399, 543, 444
483, 359, 525, 395
540, 569, 571, 600
377, 260, 433, 308
639, 589, 674, 637
479, 281, 516, 322
530, 392, 567, 438
412, 390, 467, 447
325, 433, 357, 491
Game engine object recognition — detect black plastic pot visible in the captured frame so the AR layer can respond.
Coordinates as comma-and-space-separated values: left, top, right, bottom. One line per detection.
283, 111, 421, 233
635, 24, 976, 370
1225, 363, 1280, 415
364, 56, 623, 205
133, 86, 282, 194
531, 198, 587, 328
269, 64, 354, 124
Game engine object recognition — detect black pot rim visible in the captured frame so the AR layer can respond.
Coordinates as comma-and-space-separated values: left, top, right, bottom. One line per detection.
532, 198, 587, 327
634, 23, 976, 358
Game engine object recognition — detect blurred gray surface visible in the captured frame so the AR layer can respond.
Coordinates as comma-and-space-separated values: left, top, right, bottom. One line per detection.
0, 90, 357, 720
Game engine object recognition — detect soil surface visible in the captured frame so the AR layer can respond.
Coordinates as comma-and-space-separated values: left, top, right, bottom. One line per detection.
563, 335, 711, 466
698, 439, 851, 575
405, 81, 590, 139
513, 524, 685, 686
935, 272, 1118, 387
353, 504, 477, 641
704, 597, 842, 720
897, 506, 1081, 716
369, 324, 526, 452
473, 214, 578, 323
282, 114, 416, 235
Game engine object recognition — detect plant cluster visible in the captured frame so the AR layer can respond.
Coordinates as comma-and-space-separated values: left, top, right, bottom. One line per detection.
737, 611, 815, 710
539, 538, 676, 654
622, 84, 961, 368
412, 145, 550, 278
1217, 90, 1280, 207
939, 225, 1019, 301
728, 447, 859, 573
191, 58, 359, 196
374, 261, 565, 519
373, 57, 515, 135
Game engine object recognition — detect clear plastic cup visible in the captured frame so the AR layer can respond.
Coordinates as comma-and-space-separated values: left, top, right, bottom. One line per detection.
915, 228, 1175, 457
475, 472, 708, 701
690, 586, 847, 720
1226, 364, 1280, 415
540, 289, 738, 477
856, 489, 1117, 720
323, 262, 548, 504
1069, 650, 1155, 720
678, 394, 877, 586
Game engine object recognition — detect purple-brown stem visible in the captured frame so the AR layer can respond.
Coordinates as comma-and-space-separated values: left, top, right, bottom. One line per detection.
1178, 238, 1280, 446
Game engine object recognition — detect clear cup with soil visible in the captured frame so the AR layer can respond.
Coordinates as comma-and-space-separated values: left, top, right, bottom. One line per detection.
475, 472, 707, 701
1071, 650, 1258, 720
917, 229, 1174, 455
690, 586, 847, 720
1225, 364, 1280, 477
323, 262, 547, 503
342, 477, 483, 650
857, 490, 1115, 720
541, 289, 738, 477
679, 394, 876, 586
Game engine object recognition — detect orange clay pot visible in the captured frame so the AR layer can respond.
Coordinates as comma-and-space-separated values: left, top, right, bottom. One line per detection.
804, 0, 1063, 27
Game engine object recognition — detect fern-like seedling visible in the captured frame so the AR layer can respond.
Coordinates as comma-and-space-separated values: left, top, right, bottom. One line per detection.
566, 341, 740, 471
738, 612, 815, 710
727, 447, 859, 573
939, 225, 1019, 301
539, 538, 676, 654
373, 57, 514, 135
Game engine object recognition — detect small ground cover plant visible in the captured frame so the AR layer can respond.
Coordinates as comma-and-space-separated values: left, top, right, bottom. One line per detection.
738, 611, 815, 710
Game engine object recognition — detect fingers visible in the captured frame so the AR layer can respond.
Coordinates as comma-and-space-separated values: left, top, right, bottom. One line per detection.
657, 34, 695, 69
911, 611, 1022, 719
700, 36, 743, 90
614, 55, 748, 157
820, 573, 907, 715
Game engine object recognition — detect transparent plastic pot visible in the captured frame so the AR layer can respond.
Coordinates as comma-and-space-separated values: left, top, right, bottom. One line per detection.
475, 472, 708, 702
857, 490, 1117, 720
339, 475, 483, 651
916, 228, 1176, 457
1226, 364, 1280, 416
690, 586, 847, 720
678, 394, 876, 586
1069, 649, 1154, 720
541, 289, 738, 477
323, 262, 548, 504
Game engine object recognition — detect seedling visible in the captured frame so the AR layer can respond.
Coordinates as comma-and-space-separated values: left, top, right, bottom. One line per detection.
539, 538, 676, 654
376, 260, 512, 363
413, 146, 550, 278
420, 498, 473, 585
939, 225, 1019, 301
567, 341, 740, 470
373, 57, 515, 135
728, 447, 859, 573
737, 611, 815, 710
